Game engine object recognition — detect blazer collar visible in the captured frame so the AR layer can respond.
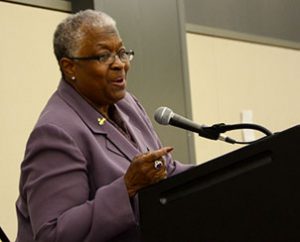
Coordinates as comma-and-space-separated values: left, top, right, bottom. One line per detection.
57, 80, 142, 161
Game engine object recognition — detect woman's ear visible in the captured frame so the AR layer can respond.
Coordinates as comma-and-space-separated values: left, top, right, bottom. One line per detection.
59, 57, 76, 81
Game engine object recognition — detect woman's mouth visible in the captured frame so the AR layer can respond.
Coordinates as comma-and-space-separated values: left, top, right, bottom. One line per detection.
111, 77, 126, 88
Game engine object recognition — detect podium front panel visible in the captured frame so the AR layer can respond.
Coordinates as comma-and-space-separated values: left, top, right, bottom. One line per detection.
139, 125, 300, 242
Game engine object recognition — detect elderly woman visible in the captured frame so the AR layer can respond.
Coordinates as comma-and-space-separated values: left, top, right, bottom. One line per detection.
16, 9, 191, 242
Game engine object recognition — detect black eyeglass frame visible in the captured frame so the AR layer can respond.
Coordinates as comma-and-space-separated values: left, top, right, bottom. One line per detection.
67, 49, 134, 64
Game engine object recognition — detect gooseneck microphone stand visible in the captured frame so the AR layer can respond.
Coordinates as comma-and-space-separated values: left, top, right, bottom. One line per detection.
201, 123, 273, 144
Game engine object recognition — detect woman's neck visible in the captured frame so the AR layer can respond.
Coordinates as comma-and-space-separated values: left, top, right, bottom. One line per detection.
98, 105, 110, 119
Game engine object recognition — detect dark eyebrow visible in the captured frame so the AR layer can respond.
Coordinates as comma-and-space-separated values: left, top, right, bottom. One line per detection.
96, 41, 124, 50
96, 43, 109, 48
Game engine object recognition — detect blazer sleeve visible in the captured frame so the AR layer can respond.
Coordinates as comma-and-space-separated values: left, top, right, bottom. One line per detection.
20, 123, 137, 242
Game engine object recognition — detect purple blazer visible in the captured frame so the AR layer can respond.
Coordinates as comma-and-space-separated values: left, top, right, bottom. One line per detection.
16, 80, 191, 242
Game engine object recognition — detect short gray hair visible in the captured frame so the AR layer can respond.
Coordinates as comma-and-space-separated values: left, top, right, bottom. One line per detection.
53, 9, 118, 61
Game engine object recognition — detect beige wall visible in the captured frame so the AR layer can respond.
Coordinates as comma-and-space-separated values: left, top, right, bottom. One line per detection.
187, 33, 300, 164
0, 2, 68, 240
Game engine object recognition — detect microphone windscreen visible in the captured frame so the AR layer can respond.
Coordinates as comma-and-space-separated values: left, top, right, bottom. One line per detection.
154, 107, 173, 125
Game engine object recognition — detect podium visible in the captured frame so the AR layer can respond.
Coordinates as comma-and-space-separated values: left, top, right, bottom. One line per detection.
138, 125, 300, 242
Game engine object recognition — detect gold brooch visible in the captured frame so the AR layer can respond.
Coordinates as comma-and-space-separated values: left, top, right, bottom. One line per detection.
97, 117, 106, 125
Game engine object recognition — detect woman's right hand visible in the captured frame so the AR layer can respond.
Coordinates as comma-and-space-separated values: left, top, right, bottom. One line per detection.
124, 147, 173, 197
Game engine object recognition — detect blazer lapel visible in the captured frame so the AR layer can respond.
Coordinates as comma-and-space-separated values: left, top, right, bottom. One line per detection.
116, 107, 149, 153
57, 80, 140, 162
97, 121, 141, 161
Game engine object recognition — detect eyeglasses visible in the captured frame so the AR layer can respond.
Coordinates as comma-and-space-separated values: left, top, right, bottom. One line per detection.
68, 49, 134, 65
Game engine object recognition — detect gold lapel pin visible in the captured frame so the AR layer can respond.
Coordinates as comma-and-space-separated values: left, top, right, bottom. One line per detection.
98, 117, 106, 126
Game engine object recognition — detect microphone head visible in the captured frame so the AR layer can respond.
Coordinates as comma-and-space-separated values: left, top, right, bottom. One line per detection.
154, 107, 173, 125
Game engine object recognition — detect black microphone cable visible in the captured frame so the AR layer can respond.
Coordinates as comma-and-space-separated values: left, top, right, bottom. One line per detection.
202, 123, 273, 145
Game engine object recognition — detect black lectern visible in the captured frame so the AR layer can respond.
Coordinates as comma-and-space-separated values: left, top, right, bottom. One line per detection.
139, 125, 300, 242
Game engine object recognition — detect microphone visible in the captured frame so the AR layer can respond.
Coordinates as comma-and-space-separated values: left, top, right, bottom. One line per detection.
154, 107, 229, 142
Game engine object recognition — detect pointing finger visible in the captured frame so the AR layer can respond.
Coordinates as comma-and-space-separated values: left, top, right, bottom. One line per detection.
143, 147, 173, 162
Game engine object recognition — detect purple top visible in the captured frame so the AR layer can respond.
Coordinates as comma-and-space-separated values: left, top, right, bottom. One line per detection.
16, 80, 191, 242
